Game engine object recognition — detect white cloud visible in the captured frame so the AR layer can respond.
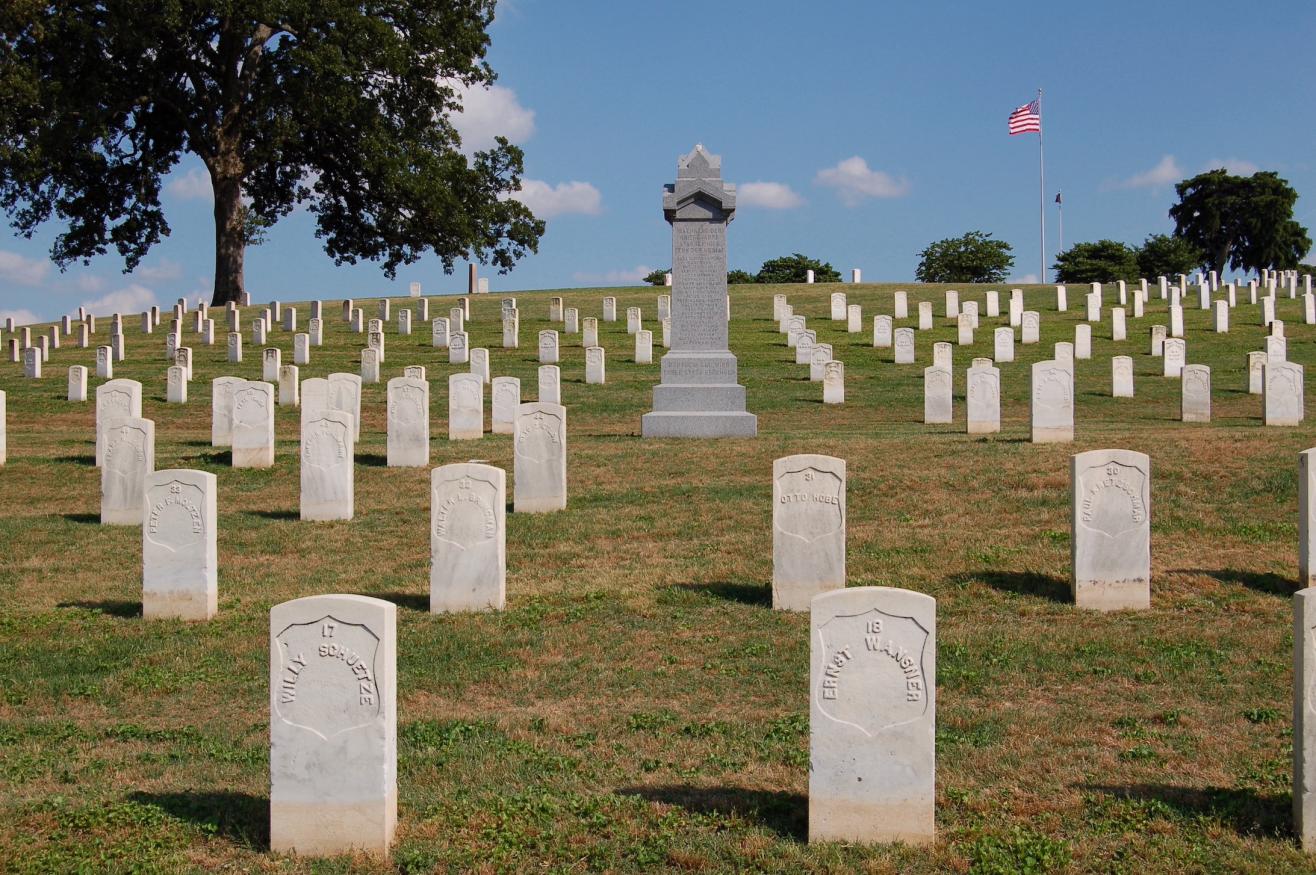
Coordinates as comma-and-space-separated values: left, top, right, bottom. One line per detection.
738, 181, 804, 209
1113, 155, 1183, 189
0, 308, 42, 326
77, 275, 107, 294
1205, 157, 1260, 176
81, 283, 159, 317
815, 157, 910, 206
165, 167, 213, 201
1013, 273, 1040, 284
508, 179, 602, 218
131, 259, 184, 283
452, 82, 535, 153
572, 265, 652, 284
0, 250, 51, 287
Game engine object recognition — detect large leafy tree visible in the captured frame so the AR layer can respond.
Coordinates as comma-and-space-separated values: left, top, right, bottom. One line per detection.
1052, 240, 1139, 284
1169, 170, 1310, 275
0, 1, 544, 305
1136, 233, 1202, 279
915, 231, 1012, 284
755, 253, 841, 284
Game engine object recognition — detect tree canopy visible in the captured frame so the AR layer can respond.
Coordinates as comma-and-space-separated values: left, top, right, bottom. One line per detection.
1136, 233, 1203, 279
1169, 169, 1309, 276
1052, 240, 1140, 284
0, 1, 544, 305
755, 253, 841, 284
915, 231, 1013, 284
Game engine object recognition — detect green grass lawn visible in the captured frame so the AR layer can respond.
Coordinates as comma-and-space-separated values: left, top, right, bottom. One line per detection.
0, 280, 1312, 873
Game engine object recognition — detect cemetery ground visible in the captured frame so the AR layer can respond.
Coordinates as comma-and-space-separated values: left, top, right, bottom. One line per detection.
0, 281, 1311, 873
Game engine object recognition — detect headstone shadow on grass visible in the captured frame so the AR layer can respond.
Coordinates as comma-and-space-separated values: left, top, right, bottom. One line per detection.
242, 509, 298, 521
615, 785, 806, 841
57, 599, 140, 618
128, 790, 269, 850
61, 512, 100, 524
950, 570, 1069, 603
668, 581, 771, 607
1171, 568, 1294, 597
375, 591, 431, 612
1081, 783, 1289, 838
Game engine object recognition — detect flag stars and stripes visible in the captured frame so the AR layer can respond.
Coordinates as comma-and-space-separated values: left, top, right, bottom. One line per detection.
1008, 99, 1041, 135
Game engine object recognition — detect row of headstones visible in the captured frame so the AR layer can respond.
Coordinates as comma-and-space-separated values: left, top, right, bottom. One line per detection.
92, 374, 568, 522
126, 451, 553, 623
262, 582, 932, 857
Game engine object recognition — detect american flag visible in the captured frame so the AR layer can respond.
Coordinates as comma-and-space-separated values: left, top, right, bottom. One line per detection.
1008, 99, 1041, 135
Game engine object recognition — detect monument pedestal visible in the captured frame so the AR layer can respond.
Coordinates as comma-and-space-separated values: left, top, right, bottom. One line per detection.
642, 350, 756, 436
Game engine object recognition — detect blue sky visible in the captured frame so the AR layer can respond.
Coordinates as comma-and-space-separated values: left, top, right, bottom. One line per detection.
2, 0, 1314, 323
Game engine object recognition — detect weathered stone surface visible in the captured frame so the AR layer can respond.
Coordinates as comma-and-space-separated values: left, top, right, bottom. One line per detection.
847, 304, 862, 333
1265, 362, 1305, 426
636, 329, 654, 364
945, 290, 959, 318
279, 365, 300, 407
932, 341, 952, 370
538, 365, 560, 405
627, 306, 642, 334
985, 290, 999, 317
809, 343, 833, 382
1267, 335, 1287, 363
602, 297, 617, 322
96, 379, 143, 465
967, 365, 1000, 434
993, 327, 1014, 362
142, 469, 218, 620
269, 594, 396, 857
1181, 364, 1211, 422
956, 313, 973, 345
167, 365, 188, 404
1021, 311, 1040, 344
502, 312, 519, 349
772, 454, 845, 611
1295, 587, 1316, 850
641, 145, 757, 438
328, 373, 362, 440
894, 328, 915, 364
470, 348, 490, 385
300, 409, 355, 520
294, 333, 311, 365
1248, 351, 1266, 394
1031, 361, 1074, 443
1301, 451, 1316, 587
582, 316, 598, 348
491, 376, 521, 435
68, 365, 88, 402
1074, 324, 1091, 359
102, 417, 155, 524
823, 361, 844, 404
1163, 338, 1186, 377
1071, 449, 1151, 610
586, 346, 606, 384
918, 301, 933, 330
1151, 324, 1166, 356
448, 331, 468, 365
232, 381, 276, 468
809, 586, 936, 845
872, 315, 893, 348
386, 377, 429, 467
565, 307, 579, 334
514, 402, 567, 512
430, 463, 506, 613
1112, 356, 1134, 398
830, 292, 847, 321
360, 348, 381, 384
539, 330, 559, 364
431, 317, 449, 348
448, 373, 484, 440
923, 366, 952, 424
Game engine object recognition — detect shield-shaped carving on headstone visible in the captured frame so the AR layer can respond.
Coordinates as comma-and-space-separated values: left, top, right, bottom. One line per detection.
434, 475, 498, 550
775, 465, 843, 544
274, 615, 381, 740
145, 480, 206, 553
515, 411, 561, 463
815, 607, 931, 736
1076, 460, 1148, 539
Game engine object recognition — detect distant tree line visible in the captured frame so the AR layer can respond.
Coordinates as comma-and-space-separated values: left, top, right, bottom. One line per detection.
644, 254, 841, 286
645, 168, 1309, 287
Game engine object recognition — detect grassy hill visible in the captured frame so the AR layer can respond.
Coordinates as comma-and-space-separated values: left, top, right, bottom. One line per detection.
0, 280, 1312, 872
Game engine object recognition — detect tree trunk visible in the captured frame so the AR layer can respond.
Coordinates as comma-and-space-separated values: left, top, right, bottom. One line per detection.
211, 172, 246, 306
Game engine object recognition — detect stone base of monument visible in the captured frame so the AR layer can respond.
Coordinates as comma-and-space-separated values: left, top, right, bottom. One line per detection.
1072, 578, 1150, 611
641, 352, 757, 437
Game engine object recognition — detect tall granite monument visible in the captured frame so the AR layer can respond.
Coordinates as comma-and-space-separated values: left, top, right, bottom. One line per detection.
641, 145, 757, 437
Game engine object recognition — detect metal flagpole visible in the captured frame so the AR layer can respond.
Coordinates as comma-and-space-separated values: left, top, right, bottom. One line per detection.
1056, 190, 1063, 257
1037, 88, 1046, 282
